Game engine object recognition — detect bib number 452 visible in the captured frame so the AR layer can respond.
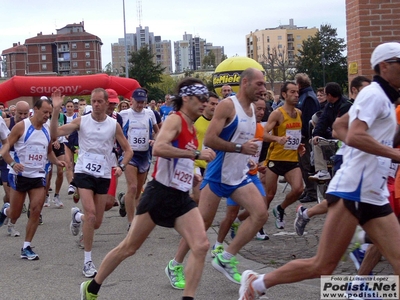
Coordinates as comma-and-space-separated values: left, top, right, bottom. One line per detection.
85, 163, 102, 173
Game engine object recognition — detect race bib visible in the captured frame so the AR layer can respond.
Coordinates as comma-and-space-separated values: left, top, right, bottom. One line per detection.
129, 128, 149, 151
388, 162, 398, 179
371, 156, 390, 194
284, 129, 301, 150
83, 152, 106, 176
170, 158, 194, 192
25, 145, 46, 168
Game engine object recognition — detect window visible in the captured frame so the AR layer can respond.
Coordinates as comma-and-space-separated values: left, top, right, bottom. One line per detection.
85, 52, 90, 58
41, 45, 46, 51
42, 64, 47, 70
42, 55, 46, 61
72, 43, 77, 49
297, 35, 301, 40
86, 61, 91, 67
72, 62, 78, 67
297, 44, 302, 49
85, 43, 90, 48
278, 44, 282, 49
278, 36, 282, 40
267, 36, 270, 43
72, 52, 77, 58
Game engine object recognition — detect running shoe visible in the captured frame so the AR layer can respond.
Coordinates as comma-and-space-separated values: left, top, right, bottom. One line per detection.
211, 244, 224, 258
43, 196, 50, 207
77, 231, 84, 249
80, 280, 98, 300
212, 253, 241, 284
308, 170, 331, 181
118, 192, 126, 217
21, 246, 39, 260
68, 184, 76, 195
238, 270, 265, 300
7, 223, 20, 237
21, 203, 27, 213
294, 205, 309, 236
165, 260, 185, 289
83, 261, 97, 278
230, 221, 240, 239
349, 247, 366, 271
53, 194, 64, 208
272, 205, 285, 229
70, 207, 81, 236
255, 232, 269, 241
73, 192, 80, 204
0, 202, 10, 227
39, 214, 43, 225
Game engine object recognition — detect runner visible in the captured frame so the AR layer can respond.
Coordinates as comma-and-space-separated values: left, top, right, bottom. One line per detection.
79, 78, 215, 300
50, 88, 132, 278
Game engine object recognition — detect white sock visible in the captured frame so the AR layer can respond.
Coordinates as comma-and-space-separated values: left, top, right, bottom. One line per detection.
214, 241, 223, 247
234, 217, 240, 223
23, 241, 31, 249
3, 206, 8, 216
171, 258, 182, 266
252, 274, 266, 294
361, 243, 370, 252
75, 212, 83, 223
222, 251, 234, 260
84, 251, 92, 264
303, 209, 310, 220
8, 221, 15, 227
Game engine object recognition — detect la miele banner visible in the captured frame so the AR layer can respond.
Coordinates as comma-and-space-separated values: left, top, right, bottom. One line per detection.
0, 74, 140, 102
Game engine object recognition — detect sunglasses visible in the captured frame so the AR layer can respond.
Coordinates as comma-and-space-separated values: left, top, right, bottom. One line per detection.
384, 58, 400, 64
194, 95, 209, 103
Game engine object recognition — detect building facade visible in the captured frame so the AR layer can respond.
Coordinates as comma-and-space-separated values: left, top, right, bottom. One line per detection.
246, 19, 317, 66
111, 26, 173, 75
1, 22, 102, 77
174, 32, 225, 73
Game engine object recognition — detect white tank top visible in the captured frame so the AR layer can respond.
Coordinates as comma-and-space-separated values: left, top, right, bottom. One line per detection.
11, 118, 50, 178
74, 114, 117, 179
204, 96, 256, 185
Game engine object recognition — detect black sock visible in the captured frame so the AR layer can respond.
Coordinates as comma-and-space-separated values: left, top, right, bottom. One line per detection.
87, 279, 102, 295
259, 228, 265, 234
182, 297, 194, 300
277, 205, 284, 213
54, 193, 59, 197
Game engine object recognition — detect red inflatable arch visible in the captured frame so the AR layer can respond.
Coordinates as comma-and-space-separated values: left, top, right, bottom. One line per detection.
0, 74, 140, 102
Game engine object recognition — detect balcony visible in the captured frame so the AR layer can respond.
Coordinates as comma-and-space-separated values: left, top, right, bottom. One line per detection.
58, 57, 70, 62
58, 47, 70, 52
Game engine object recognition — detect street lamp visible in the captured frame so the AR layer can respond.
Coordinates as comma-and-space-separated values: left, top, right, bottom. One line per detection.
321, 51, 326, 87
123, 0, 128, 78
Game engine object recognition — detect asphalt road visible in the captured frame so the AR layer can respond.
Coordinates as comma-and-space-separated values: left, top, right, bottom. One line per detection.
0, 172, 322, 300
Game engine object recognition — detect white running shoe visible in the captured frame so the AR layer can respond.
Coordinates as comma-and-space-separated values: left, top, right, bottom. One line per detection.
67, 184, 76, 195
53, 194, 63, 208
308, 170, 331, 181
43, 196, 50, 207
7, 223, 20, 237
70, 207, 81, 236
82, 261, 97, 278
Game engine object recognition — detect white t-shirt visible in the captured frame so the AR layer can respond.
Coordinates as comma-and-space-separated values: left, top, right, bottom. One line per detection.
327, 82, 396, 205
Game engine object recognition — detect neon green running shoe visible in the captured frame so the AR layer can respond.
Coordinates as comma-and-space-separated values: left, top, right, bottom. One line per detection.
212, 253, 241, 284
210, 245, 224, 258
165, 260, 186, 289
80, 280, 98, 300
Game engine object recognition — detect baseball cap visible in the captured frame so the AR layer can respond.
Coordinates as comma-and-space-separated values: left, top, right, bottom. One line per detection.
72, 98, 79, 104
132, 88, 147, 101
105, 89, 120, 104
370, 42, 400, 69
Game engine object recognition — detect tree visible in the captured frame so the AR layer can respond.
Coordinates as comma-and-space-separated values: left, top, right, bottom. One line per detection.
128, 46, 166, 100
261, 46, 294, 92
296, 24, 347, 91
151, 74, 179, 99
103, 62, 113, 75
202, 50, 216, 69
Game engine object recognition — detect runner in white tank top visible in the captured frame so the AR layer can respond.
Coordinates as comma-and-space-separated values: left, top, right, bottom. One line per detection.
50, 88, 132, 279
0, 98, 66, 260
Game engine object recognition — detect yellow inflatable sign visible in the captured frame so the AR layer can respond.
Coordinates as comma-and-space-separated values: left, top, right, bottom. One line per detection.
213, 56, 265, 97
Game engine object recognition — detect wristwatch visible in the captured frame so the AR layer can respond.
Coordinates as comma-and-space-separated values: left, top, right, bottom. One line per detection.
194, 150, 201, 160
235, 144, 242, 153
10, 161, 16, 168
118, 163, 126, 171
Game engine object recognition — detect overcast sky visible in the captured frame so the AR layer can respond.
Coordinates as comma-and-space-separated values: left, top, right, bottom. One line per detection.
1, 0, 346, 70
